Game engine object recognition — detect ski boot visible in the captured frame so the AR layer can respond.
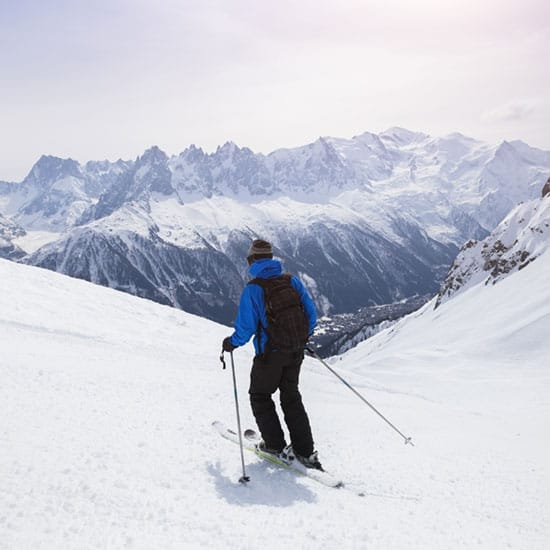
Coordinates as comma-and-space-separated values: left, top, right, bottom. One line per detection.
280, 445, 324, 471
256, 440, 284, 457
295, 449, 324, 471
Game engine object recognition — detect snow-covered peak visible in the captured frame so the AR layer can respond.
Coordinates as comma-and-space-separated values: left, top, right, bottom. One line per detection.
265, 137, 355, 195
429, 133, 485, 159
310, 136, 339, 156
84, 158, 133, 178
1, 155, 94, 232
488, 139, 549, 172
474, 141, 549, 229
23, 155, 82, 188
85, 158, 127, 171
5, 129, 550, 217
507, 140, 550, 165
493, 140, 516, 159
379, 127, 430, 146
179, 144, 206, 162
136, 146, 169, 166
135, 148, 172, 195
442, 131, 480, 143
215, 141, 239, 155
323, 133, 391, 182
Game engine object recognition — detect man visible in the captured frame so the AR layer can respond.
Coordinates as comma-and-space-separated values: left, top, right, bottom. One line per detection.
222, 239, 322, 470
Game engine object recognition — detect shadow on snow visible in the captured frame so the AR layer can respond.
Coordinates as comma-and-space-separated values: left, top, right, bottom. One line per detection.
207, 461, 317, 506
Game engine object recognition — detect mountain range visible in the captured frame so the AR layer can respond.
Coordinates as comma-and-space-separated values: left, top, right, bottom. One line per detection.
1, 128, 549, 324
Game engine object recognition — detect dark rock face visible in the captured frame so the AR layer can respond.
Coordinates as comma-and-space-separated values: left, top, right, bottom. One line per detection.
543, 177, 550, 198
275, 221, 456, 313
436, 237, 533, 308
0, 240, 26, 260
23, 228, 244, 325
22, 218, 456, 324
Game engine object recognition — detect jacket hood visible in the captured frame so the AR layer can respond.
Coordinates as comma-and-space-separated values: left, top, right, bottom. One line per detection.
248, 258, 283, 279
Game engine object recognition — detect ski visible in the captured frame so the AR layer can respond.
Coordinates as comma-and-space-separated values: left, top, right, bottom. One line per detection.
242, 426, 346, 489
213, 420, 355, 492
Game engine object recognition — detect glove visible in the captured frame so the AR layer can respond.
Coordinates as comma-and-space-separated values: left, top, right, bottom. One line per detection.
222, 336, 236, 352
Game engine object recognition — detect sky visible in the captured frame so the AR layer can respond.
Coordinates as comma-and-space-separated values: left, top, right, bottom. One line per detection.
0, 0, 548, 181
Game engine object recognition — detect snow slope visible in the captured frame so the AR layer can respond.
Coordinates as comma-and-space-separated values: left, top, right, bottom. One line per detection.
1, 254, 549, 549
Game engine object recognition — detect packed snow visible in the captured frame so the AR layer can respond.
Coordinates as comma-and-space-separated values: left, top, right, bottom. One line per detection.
1, 252, 549, 549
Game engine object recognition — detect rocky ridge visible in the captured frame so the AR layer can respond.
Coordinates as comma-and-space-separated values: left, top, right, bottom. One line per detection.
436, 182, 550, 307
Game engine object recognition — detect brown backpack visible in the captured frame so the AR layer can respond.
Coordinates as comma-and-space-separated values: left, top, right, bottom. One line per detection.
248, 274, 309, 353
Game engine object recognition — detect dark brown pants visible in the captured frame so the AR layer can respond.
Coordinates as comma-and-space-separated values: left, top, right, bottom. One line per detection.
249, 350, 314, 457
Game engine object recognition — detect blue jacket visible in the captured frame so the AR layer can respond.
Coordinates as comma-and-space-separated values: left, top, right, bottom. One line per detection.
230, 258, 317, 355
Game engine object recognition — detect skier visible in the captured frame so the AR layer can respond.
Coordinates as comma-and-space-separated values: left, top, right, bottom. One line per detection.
222, 239, 322, 470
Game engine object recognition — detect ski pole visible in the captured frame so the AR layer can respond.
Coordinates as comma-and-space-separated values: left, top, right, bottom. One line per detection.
226, 350, 250, 483
305, 346, 414, 446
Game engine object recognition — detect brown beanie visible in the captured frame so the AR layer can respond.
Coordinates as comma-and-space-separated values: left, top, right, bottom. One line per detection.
247, 239, 273, 263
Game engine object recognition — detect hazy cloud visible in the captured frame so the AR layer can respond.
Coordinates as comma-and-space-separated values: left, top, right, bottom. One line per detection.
483, 100, 537, 122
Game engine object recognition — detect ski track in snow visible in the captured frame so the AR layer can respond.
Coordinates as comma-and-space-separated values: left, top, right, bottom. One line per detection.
1, 258, 549, 549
